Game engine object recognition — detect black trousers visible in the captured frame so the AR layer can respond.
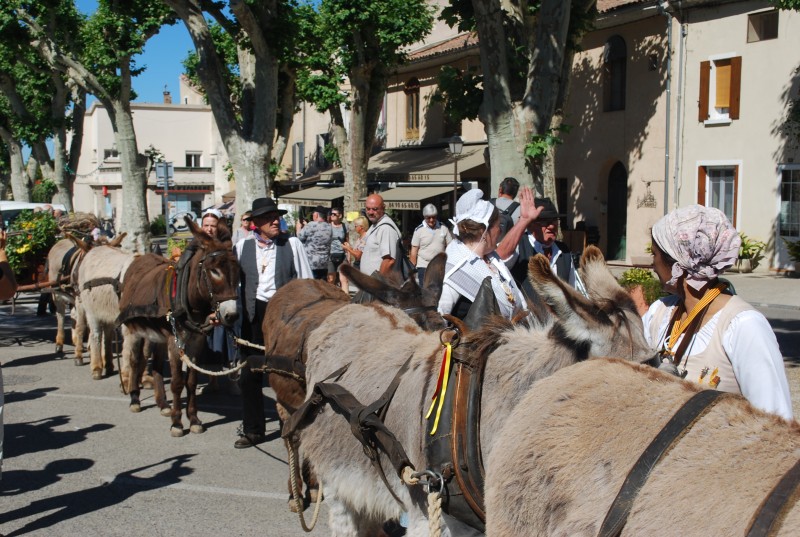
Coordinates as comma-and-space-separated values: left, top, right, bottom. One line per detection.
240, 298, 268, 435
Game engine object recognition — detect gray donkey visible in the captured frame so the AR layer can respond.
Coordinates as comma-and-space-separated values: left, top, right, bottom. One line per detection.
297, 246, 654, 536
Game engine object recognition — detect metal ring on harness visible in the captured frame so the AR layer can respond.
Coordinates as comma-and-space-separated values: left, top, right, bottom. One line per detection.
439, 326, 461, 348
412, 470, 444, 494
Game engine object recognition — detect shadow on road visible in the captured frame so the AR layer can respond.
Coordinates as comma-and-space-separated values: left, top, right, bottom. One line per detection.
0, 458, 94, 496
3, 387, 58, 404
769, 318, 800, 367
0, 454, 196, 536
3, 415, 114, 460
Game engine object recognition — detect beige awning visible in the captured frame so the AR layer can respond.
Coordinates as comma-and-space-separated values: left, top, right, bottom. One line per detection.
359, 185, 455, 210
321, 144, 488, 182
278, 185, 345, 208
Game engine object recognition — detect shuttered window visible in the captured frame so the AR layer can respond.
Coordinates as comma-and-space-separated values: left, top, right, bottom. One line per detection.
698, 56, 741, 122
715, 60, 731, 108
698, 165, 738, 226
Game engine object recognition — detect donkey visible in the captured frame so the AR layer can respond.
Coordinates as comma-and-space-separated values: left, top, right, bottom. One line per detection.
261, 254, 447, 510
118, 217, 239, 437
48, 233, 126, 359
296, 246, 655, 536
485, 358, 800, 536
73, 238, 136, 380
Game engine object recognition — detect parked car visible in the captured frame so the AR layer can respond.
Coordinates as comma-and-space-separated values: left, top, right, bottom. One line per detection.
0, 201, 67, 230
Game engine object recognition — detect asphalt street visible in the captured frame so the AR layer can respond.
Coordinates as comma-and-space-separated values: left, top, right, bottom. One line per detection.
2, 291, 800, 536
1, 295, 331, 537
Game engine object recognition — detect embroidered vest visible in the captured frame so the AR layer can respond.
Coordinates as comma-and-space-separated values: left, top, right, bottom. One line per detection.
649, 296, 754, 394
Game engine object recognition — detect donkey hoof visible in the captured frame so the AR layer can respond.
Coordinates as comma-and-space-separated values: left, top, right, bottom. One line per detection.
55, 344, 64, 355
308, 489, 323, 503
91, 370, 102, 380
288, 497, 304, 513
160, 407, 172, 417
74, 358, 83, 366
170, 427, 185, 438
129, 403, 142, 413
189, 424, 205, 434
142, 379, 154, 390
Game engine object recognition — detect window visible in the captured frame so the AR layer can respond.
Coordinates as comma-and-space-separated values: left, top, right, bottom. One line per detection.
185, 152, 202, 167
603, 36, 626, 112
103, 148, 119, 160
748, 10, 778, 43
780, 167, 800, 238
405, 78, 420, 139
698, 165, 738, 225
699, 56, 741, 123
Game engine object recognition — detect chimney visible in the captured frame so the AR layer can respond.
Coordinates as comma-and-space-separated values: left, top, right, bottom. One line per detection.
163, 85, 172, 104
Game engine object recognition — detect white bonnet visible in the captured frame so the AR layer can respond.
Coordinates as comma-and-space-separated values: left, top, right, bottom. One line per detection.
449, 189, 493, 237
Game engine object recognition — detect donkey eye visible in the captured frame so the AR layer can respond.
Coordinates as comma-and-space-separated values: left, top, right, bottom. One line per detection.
210, 269, 223, 280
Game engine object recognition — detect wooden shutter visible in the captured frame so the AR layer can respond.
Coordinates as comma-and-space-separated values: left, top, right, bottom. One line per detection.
729, 56, 742, 120
699, 61, 711, 122
697, 166, 707, 205
715, 60, 731, 108
732, 165, 739, 225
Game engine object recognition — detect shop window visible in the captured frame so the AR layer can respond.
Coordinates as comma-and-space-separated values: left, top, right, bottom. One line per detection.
405, 78, 420, 140
103, 148, 119, 160
780, 167, 800, 238
699, 56, 741, 123
603, 36, 626, 112
185, 152, 202, 167
747, 10, 778, 43
698, 165, 738, 225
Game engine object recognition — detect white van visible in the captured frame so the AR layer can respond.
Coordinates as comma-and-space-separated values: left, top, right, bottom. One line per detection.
0, 201, 68, 230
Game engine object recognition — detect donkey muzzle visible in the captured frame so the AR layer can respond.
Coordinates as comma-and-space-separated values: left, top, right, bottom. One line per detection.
217, 299, 239, 326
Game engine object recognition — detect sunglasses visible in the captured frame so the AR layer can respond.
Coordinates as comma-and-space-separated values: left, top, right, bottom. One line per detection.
331, 212, 341, 217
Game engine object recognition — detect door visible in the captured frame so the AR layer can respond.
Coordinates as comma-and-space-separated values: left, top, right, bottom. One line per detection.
606, 162, 628, 260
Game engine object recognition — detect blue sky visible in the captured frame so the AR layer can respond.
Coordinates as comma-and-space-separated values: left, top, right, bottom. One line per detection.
76, 0, 194, 104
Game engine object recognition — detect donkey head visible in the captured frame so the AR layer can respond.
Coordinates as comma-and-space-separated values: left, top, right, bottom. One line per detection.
185, 216, 239, 326
341, 252, 447, 330
528, 245, 654, 363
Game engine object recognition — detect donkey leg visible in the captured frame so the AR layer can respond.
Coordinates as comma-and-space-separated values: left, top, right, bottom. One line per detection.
103, 327, 116, 378
186, 368, 204, 434
54, 298, 66, 356
122, 326, 144, 411
150, 345, 171, 415
141, 340, 155, 390
88, 320, 104, 380
71, 301, 86, 366
167, 343, 186, 437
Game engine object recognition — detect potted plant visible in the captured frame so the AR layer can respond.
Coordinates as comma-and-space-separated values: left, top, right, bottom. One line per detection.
736, 233, 766, 273
618, 267, 663, 316
783, 238, 800, 276
5, 210, 60, 283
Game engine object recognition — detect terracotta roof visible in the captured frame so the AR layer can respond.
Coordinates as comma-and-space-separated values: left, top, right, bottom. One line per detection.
597, 0, 647, 13
408, 32, 479, 61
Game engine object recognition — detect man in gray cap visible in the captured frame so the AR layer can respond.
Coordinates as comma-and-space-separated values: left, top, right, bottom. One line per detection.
296, 205, 332, 280
410, 204, 451, 286
508, 197, 585, 301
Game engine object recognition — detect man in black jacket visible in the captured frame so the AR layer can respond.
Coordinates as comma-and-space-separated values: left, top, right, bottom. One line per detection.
233, 198, 312, 448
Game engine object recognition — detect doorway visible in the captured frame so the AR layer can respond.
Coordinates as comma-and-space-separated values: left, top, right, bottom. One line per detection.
607, 162, 628, 260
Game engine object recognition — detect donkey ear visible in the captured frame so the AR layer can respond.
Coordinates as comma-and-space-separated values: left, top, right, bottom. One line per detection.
528, 253, 593, 320
462, 277, 499, 332
422, 252, 446, 301
66, 232, 90, 252
579, 245, 625, 304
187, 216, 208, 243
108, 232, 127, 248
340, 264, 400, 304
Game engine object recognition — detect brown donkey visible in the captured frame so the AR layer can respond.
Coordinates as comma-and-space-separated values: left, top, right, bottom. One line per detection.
118, 217, 239, 437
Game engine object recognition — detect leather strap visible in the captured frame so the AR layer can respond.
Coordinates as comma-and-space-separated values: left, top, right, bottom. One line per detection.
82, 277, 120, 295
599, 390, 730, 537
745, 458, 800, 537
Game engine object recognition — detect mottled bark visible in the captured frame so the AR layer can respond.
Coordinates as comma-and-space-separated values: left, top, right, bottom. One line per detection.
0, 126, 30, 201
164, 0, 279, 219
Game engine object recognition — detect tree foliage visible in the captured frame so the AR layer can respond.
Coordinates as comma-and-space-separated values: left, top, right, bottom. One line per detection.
771, 0, 800, 9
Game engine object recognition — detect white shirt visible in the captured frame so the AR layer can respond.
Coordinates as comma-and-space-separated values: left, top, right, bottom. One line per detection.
643, 297, 793, 420
235, 235, 312, 302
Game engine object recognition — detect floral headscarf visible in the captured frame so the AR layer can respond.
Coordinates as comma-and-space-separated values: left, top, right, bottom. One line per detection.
651, 205, 740, 291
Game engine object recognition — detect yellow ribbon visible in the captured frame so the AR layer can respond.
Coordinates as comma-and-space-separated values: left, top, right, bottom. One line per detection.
665, 282, 727, 360
425, 343, 452, 436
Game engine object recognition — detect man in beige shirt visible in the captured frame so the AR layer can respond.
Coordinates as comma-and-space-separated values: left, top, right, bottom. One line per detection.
410, 204, 452, 286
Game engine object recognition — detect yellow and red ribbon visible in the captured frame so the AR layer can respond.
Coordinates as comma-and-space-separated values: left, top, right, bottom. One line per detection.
425, 343, 452, 435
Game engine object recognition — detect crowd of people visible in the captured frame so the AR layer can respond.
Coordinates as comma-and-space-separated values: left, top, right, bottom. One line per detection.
1, 182, 794, 466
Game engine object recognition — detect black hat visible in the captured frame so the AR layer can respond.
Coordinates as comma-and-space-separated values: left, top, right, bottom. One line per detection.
534, 197, 561, 220
250, 197, 287, 218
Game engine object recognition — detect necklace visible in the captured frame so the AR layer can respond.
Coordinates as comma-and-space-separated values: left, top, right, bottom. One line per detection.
658, 282, 727, 374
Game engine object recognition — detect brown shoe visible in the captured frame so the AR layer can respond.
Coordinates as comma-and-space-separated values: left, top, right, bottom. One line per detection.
234, 433, 266, 449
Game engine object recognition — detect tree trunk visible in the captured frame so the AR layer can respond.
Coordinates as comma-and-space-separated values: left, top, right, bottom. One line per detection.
271, 69, 297, 180
66, 86, 86, 204
30, 142, 55, 184
473, 0, 533, 188
108, 101, 150, 254
0, 127, 30, 202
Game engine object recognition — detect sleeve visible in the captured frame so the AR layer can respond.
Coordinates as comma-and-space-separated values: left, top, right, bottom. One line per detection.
724, 311, 793, 420
444, 228, 453, 246
438, 282, 460, 316
501, 244, 520, 268
297, 225, 309, 243
411, 228, 422, 248
378, 225, 399, 259
289, 237, 314, 279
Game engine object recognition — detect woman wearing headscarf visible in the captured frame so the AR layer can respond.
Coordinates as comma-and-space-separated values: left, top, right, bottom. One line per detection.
438, 187, 539, 320
644, 205, 792, 419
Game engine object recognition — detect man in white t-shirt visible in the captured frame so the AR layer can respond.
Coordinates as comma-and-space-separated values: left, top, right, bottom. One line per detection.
360, 193, 400, 276
410, 204, 451, 286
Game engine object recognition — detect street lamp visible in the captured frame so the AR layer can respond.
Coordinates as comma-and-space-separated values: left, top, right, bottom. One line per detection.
448, 135, 463, 215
